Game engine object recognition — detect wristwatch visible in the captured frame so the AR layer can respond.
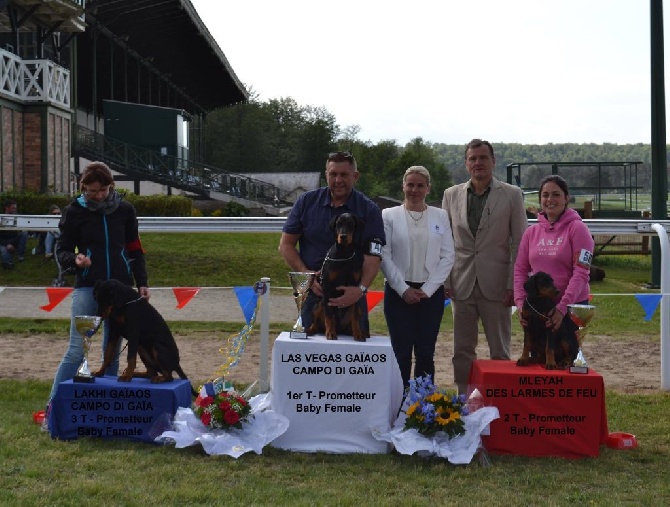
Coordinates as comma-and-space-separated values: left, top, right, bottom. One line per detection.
358, 284, 368, 295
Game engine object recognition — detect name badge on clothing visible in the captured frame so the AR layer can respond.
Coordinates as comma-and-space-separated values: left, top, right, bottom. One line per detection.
576, 248, 593, 269
430, 222, 445, 235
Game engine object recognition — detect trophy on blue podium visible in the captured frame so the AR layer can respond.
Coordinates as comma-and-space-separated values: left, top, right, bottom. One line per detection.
73, 315, 102, 383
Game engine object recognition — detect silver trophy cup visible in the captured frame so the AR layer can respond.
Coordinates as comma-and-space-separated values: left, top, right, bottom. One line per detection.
73, 315, 103, 383
567, 304, 596, 374
288, 272, 316, 339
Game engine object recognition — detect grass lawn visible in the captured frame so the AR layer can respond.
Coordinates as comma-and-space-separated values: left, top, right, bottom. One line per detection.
1, 234, 668, 505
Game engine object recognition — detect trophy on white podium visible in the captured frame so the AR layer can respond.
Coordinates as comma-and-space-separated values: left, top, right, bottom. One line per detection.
288, 272, 315, 339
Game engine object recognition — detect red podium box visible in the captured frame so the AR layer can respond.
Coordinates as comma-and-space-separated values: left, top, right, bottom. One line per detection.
468, 360, 609, 458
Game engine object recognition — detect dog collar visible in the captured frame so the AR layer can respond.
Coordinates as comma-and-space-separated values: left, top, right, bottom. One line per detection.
318, 251, 357, 282
324, 252, 356, 263
525, 298, 552, 321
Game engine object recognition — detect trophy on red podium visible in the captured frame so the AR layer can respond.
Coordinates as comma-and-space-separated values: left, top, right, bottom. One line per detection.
567, 304, 595, 374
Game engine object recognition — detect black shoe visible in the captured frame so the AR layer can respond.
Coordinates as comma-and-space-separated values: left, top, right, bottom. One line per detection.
1, 262, 14, 270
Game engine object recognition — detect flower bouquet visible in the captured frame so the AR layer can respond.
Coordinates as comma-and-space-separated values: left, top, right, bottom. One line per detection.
372, 375, 500, 464
404, 375, 467, 439
193, 390, 252, 430
155, 380, 289, 458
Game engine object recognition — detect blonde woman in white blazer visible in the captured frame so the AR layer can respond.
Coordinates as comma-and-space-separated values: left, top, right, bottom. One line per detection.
381, 166, 455, 389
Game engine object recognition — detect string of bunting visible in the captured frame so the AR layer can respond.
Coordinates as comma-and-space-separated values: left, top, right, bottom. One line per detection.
0, 286, 665, 321
215, 282, 265, 378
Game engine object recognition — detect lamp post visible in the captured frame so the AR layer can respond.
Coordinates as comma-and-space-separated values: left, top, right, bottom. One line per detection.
650, 0, 668, 287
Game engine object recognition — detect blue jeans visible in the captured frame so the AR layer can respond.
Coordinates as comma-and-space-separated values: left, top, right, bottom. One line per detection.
45, 232, 58, 255
0, 231, 27, 264
47, 287, 120, 403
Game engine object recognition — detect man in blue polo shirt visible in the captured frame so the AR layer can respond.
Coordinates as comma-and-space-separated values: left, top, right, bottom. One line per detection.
279, 151, 385, 335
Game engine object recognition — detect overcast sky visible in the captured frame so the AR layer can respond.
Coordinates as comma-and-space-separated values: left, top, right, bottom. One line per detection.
190, 0, 666, 146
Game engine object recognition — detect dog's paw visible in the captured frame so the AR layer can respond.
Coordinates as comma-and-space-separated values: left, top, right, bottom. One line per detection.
353, 334, 367, 342
117, 374, 133, 382
516, 358, 529, 366
325, 333, 338, 340
91, 369, 105, 377
545, 362, 558, 370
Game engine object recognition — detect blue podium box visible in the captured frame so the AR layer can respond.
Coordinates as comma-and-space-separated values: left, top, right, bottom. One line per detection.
49, 375, 193, 443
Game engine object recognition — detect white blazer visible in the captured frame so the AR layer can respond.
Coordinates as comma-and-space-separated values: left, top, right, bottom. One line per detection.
380, 205, 455, 298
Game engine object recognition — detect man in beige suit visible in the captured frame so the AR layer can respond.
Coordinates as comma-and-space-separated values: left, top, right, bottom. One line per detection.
442, 139, 528, 393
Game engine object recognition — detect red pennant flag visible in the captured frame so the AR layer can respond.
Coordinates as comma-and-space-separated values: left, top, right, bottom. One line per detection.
173, 287, 201, 309
40, 287, 73, 312
366, 290, 384, 312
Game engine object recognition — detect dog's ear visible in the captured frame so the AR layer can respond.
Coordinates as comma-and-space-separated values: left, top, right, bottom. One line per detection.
93, 280, 103, 301
329, 214, 339, 231
524, 274, 538, 299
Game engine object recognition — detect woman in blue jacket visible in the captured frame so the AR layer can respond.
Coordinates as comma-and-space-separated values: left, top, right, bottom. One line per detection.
47, 161, 149, 405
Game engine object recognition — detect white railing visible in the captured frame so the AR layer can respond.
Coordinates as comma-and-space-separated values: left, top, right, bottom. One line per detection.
2, 216, 670, 235
0, 48, 70, 109
2, 215, 670, 390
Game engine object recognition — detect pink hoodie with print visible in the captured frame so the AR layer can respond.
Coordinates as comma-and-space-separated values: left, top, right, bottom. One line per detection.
514, 207, 594, 316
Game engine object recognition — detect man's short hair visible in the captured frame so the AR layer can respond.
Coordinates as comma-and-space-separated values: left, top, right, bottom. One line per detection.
326, 151, 357, 172
465, 139, 495, 159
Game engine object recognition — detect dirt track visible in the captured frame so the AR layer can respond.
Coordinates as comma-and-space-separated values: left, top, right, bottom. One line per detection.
0, 287, 662, 392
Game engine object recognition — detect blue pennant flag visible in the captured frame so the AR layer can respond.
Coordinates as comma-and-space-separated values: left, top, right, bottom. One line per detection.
233, 286, 259, 325
634, 294, 662, 321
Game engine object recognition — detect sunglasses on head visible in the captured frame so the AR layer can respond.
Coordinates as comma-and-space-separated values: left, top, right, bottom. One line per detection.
327, 151, 355, 162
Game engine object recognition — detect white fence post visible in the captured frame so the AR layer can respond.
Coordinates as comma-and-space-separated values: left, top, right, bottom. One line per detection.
651, 224, 670, 390
259, 277, 271, 393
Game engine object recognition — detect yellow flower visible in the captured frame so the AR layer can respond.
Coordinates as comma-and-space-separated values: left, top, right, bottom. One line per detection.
446, 409, 461, 424
426, 393, 444, 403
435, 415, 451, 426
406, 402, 420, 417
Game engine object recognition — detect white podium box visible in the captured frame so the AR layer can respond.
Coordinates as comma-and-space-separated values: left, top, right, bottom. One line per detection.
270, 332, 403, 453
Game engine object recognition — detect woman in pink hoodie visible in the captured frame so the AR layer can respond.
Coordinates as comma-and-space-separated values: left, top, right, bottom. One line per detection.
514, 175, 594, 331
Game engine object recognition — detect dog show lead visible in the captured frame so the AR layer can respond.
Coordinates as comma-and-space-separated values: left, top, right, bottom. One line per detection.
46, 161, 149, 416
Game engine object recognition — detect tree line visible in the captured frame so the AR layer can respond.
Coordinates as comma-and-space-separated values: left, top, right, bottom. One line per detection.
202, 95, 660, 203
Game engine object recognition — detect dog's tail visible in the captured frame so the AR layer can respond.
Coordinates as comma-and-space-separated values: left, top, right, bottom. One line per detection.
175, 366, 198, 396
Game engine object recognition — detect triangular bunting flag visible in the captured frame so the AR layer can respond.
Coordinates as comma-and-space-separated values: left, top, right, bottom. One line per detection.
40, 287, 73, 312
634, 294, 662, 321
366, 291, 384, 312
234, 286, 259, 325
173, 287, 201, 309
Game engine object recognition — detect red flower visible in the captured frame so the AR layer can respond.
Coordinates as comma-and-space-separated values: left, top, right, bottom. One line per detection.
219, 400, 232, 412
223, 409, 240, 425
196, 395, 214, 408
201, 412, 212, 426
236, 396, 247, 406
